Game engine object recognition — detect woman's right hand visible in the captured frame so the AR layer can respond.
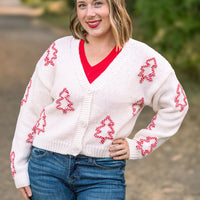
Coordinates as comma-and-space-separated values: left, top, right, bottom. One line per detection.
19, 186, 32, 200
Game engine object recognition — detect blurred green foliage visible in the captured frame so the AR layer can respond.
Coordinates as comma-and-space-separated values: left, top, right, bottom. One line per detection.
21, 0, 54, 8
22, 0, 200, 82
133, 0, 200, 82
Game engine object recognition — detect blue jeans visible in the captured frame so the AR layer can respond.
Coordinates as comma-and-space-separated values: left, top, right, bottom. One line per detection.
28, 147, 126, 200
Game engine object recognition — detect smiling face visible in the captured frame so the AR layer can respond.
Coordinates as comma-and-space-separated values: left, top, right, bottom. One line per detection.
76, 0, 113, 41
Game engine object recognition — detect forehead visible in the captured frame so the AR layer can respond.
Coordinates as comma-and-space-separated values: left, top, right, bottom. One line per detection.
76, 0, 106, 2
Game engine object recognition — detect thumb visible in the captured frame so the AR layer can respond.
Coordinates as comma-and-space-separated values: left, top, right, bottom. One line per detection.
24, 186, 32, 197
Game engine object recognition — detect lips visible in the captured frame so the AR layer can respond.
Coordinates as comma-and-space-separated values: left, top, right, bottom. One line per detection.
87, 20, 101, 28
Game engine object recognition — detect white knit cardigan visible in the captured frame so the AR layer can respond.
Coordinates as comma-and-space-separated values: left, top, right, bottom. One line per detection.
10, 36, 188, 188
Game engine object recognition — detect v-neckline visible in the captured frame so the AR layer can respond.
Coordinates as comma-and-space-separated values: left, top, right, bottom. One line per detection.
80, 39, 117, 68
79, 39, 122, 84
71, 38, 131, 92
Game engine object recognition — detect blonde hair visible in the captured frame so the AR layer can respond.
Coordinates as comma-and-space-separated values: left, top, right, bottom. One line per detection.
70, 0, 133, 49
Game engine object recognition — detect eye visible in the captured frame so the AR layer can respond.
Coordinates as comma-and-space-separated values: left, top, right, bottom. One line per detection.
77, 3, 86, 8
95, 1, 103, 7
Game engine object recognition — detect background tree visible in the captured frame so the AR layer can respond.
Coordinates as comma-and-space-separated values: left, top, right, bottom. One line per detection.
132, 0, 200, 82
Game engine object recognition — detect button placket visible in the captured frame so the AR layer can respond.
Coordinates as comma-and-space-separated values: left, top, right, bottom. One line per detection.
72, 92, 93, 154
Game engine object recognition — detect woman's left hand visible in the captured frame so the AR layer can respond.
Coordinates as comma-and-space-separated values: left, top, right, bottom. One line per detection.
109, 138, 130, 160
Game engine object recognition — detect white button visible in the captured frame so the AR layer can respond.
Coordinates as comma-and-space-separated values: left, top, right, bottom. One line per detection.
87, 89, 92, 94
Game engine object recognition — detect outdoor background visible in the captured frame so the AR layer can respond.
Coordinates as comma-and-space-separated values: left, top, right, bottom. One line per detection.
0, 0, 199, 199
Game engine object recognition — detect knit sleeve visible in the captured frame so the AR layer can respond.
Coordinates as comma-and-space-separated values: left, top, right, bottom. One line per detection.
10, 42, 57, 188
126, 71, 189, 160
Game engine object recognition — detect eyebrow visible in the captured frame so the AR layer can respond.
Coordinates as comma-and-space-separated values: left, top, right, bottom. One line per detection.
77, 0, 100, 3
77, 0, 86, 3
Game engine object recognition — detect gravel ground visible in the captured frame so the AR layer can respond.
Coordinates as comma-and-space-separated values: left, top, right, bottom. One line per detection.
0, 3, 200, 200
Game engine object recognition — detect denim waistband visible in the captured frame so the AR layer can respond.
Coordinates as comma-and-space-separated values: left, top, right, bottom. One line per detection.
32, 146, 116, 160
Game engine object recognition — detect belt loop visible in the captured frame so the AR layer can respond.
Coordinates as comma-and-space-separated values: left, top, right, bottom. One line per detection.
88, 157, 93, 164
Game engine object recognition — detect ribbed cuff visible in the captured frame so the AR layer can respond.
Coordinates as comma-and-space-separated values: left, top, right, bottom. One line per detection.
14, 170, 30, 189
125, 138, 143, 160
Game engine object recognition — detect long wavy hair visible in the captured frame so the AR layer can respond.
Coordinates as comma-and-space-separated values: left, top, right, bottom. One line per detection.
70, 0, 133, 49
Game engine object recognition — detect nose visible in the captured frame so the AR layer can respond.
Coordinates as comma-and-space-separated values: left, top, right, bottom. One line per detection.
86, 5, 96, 17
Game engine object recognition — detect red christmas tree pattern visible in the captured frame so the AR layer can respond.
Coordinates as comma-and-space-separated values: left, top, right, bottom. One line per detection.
146, 113, 158, 130
175, 84, 187, 112
94, 115, 115, 144
21, 78, 32, 106
132, 98, 144, 116
56, 88, 74, 114
26, 109, 46, 144
138, 57, 158, 83
26, 129, 35, 144
10, 151, 16, 177
44, 42, 58, 67
136, 136, 158, 156
35, 109, 47, 135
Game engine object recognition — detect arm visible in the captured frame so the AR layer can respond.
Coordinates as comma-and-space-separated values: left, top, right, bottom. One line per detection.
126, 71, 188, 159
10, 46, 55, 188
110, 71, 188, 160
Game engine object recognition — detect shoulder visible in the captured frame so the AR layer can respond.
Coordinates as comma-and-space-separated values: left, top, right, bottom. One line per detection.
123, 39, 176, 93
126, 39, 170, 63
125, 38, 174, 75
53, 35, 79, 49
54, 35, 76, 44
35, 36, 77, 74
37, 35, 79, 66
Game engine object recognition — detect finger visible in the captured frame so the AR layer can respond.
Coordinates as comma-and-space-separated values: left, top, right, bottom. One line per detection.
113, 154, 128, 160
25, 186, 32, 197
113, 150, 129, 160
110, 149, 127, 158
109, 144, 124, 152
19, 188, 30, 200
112, 138, 125, 144
110, 138, 129, 151
113, 152, 129, 160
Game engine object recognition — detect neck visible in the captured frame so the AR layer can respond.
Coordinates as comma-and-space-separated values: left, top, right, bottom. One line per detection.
86, 33, 116, 50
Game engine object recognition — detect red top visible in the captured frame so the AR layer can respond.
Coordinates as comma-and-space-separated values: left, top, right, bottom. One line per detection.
79, 39, 122, 84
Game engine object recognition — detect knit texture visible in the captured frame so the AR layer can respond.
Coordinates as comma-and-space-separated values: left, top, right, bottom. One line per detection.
79, 39, 121, 83
10, 36, 188, 188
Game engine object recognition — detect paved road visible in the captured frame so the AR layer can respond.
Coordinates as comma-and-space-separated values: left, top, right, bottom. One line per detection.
0, 1, 200, 200
0, 2, 66, 199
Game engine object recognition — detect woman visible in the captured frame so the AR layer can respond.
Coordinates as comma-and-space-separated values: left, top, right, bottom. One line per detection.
10, 0, 188, 199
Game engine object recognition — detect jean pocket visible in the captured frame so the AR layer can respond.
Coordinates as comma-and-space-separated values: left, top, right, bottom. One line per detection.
94, 158, 126, 169
31, 147, 48, 159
